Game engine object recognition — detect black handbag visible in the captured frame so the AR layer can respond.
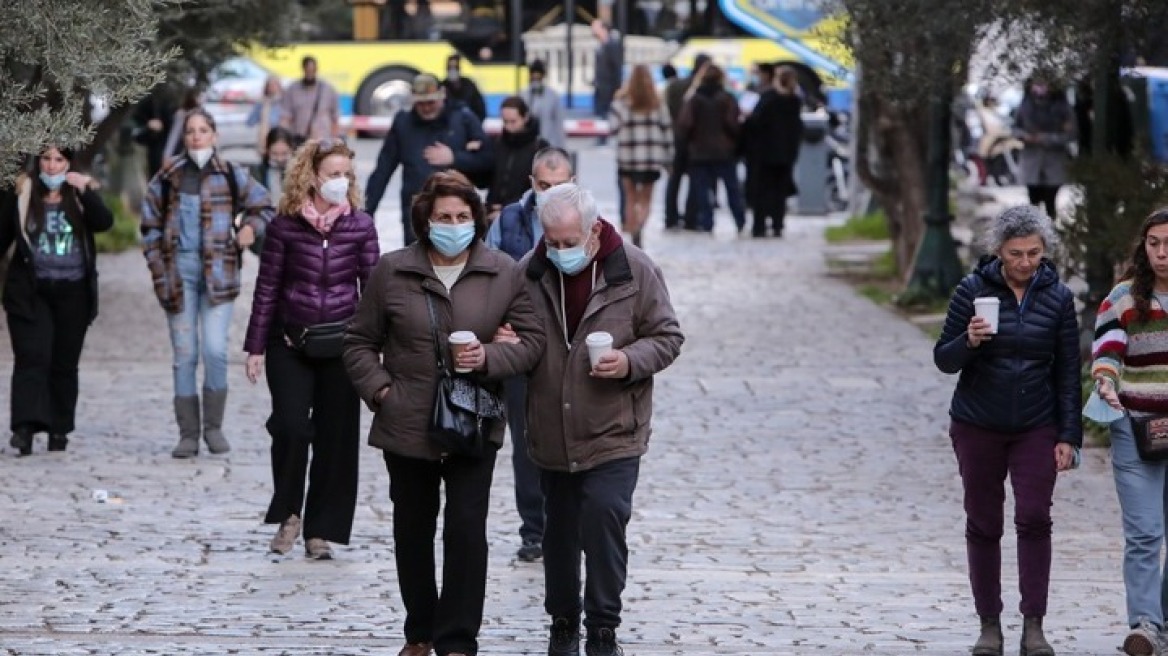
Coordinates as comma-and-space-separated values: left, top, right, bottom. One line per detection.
1130, 413, 1168, 462
285, 320, 348, 359
424, 295, 504, 458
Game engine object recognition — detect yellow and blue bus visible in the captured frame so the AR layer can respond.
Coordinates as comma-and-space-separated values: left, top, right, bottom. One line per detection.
245, 0, 851, 131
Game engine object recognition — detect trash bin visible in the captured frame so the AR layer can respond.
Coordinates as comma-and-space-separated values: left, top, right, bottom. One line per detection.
795, 112, 830, 215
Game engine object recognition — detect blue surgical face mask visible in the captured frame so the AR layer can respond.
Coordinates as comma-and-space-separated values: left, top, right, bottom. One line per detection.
39, 172, 67, 191
547, 239, 593, 276
429, 222, 475, 257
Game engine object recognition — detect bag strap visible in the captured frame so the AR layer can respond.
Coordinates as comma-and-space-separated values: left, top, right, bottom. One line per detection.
304, 84, 323, 137
424, 293, 449, 376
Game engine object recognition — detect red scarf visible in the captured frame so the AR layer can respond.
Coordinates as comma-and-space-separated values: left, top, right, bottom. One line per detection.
300, 199, 350, 235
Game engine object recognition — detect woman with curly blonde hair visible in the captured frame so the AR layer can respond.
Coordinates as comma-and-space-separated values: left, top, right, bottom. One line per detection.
243, 137, 380, 559
609, 63, 672, 248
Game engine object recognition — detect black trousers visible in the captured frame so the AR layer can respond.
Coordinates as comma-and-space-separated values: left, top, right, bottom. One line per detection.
505, 377, 544, 543
750, 164, 794, 235
263, 339, 360, 544
1027, 185, 1059, 218
664, 143, 695, 227
385, 449, 498, 656
8, 280, 91, 434
542, 456, 640, 630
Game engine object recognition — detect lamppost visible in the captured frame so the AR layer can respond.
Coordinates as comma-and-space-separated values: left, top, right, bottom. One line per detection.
906, 83, 965, 300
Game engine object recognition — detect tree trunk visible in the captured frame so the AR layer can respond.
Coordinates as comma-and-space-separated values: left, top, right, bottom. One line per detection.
853, 91, 928, 282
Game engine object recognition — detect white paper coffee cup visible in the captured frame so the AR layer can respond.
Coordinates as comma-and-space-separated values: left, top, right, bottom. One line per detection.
973, 297, 1000, 334
449, 331, 476, 373
586, 331, 614, 369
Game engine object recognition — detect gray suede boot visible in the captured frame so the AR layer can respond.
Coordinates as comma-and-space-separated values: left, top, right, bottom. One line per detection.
171, 396, 201, 459
1020, 616, 1054, 656
201, 388, 231, 454
971, 616, 1003, 656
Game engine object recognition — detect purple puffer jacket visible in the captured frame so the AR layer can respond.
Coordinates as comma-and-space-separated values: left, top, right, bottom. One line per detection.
244, 209, 380, 355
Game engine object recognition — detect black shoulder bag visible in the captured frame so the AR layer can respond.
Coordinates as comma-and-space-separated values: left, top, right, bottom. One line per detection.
424, 293, 504, 458
1130, 413, 1168, 461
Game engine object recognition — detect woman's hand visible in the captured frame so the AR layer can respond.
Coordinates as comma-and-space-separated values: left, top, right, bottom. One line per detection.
493, 322, 520, 345
65, 172, 94, 192
1054, 443, 1076, 472
237, 225, 256, 250
966, 316, 994, 348
457, 339, 488, 372
245, 354, 264, 384
1096, 377, 1123, 410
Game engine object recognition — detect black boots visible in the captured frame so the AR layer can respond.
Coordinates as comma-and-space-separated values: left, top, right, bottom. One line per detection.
547, 617, 580, 656
585, 627, 623, 656
9, 428, 33, 456
47, 433, 69, 451
972, 616, 1003, 656
1020, 616, 1054, 656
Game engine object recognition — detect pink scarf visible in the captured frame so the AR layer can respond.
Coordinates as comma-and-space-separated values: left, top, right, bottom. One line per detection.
301, 199, 350, 235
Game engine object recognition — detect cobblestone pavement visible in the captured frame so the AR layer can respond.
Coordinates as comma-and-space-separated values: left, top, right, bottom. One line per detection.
0, 142, 1131, 655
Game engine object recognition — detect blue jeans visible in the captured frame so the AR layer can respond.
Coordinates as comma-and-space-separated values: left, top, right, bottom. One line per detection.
689, 161, 746, 232
1110, 416, 1168, 628
167, 253, 233, 397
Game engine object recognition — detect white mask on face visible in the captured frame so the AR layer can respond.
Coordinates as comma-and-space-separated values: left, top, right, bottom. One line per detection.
319, 177, 350, 205
189, 148, 214, 168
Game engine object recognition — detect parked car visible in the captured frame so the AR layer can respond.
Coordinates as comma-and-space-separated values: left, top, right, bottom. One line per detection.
204, 57, 284, 152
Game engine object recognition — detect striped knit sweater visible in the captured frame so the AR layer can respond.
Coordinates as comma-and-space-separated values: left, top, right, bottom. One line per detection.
1092, 280, 1168, 413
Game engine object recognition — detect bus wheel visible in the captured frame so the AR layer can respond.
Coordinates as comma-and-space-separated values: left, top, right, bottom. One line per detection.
355, 67, 417, 136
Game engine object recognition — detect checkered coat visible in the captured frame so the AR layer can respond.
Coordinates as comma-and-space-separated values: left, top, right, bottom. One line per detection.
608, 98, 673, 175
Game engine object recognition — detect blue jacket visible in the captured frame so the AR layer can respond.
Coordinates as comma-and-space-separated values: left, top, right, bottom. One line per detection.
365, 104, 492, 216
934, 256, 1082, 446
485, 190, 543, 261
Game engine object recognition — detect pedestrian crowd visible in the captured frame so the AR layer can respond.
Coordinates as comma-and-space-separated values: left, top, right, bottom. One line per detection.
3, 41, 1168, 656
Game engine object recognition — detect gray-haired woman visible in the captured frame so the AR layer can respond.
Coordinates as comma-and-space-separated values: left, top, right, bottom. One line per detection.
933, 205, 1081, 656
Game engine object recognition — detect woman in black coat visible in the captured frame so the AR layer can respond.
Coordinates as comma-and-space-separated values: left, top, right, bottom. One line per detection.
0, 146, 113, 455
741, 65, 803, 238
486, 96, 548, 220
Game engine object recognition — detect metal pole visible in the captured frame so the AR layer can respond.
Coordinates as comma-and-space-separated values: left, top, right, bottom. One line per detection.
906, 83, 964, 299
565, 0, 575, 109
511, 0, 523, 92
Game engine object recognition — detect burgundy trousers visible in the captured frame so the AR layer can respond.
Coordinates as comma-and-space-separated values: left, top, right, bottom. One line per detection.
950, 420, 1059, 618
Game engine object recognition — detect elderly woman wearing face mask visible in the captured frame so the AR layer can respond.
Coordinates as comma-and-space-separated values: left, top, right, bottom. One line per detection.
344, 171, 545, 656
243, 137, 379, 560
1, 146, 112, 456
934, 205, 1081, 656
142, 108, 275, 459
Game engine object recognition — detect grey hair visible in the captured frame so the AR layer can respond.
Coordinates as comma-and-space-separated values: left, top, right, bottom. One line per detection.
531, 147, 573, 175
981, 204, 1061, 255
537, 182, 597, 234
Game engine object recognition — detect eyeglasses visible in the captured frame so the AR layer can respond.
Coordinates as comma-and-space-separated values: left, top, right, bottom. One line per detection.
431, 212, 474, 224
316, 137, 348, 151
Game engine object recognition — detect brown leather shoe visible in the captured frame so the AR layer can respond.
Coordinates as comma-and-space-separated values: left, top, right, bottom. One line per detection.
396, 643, 432, 656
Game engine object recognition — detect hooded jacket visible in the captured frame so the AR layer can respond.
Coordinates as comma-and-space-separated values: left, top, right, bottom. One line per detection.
487, 120, 548, 209
934, 256, 1082, 445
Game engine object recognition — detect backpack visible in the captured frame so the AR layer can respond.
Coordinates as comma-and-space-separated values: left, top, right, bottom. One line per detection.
159, 160, 263, 256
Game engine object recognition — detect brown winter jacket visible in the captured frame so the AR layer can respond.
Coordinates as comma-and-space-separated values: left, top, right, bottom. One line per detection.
519, 243, 684, 472
676, 82, 740, 163
343, 241, 545, 460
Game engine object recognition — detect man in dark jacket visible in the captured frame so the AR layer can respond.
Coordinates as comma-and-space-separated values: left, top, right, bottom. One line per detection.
511, 182, 683, 656
663, 53, 709, 229
591, 20, 623, 145
442, 53, 488, 122
484, 147, 574, 564
365, 74, 492, 245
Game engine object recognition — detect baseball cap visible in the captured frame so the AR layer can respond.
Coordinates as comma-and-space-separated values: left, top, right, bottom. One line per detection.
412, 74, 446, 101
